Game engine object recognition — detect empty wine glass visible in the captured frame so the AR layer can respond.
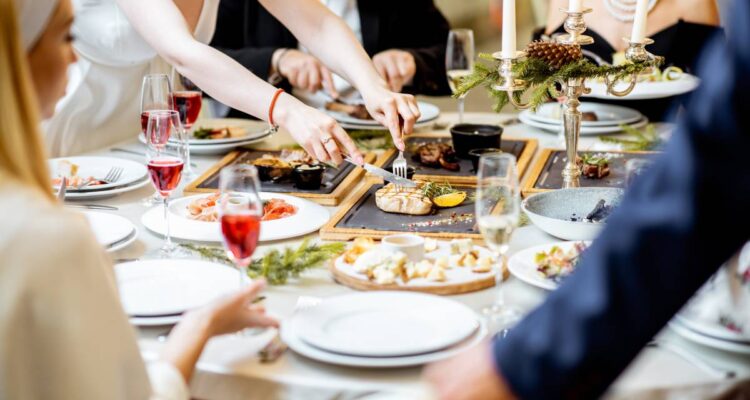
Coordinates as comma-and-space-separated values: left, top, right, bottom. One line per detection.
446, 29, 475, 124
145, 110, 187, 256
475, 153, 522, 334
218, 165, 263, 289
171, 68, 202, 179
140, 74, 173, 207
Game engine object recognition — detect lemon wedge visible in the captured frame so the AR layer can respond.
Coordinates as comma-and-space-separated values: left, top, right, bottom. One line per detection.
433, 191, 467, 208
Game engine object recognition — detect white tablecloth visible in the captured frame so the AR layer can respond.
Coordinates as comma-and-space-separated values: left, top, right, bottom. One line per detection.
83, 112, 750, 400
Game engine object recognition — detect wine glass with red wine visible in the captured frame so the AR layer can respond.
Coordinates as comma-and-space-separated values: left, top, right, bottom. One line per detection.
218, 165, 263, 289
140, 74, 173, 207
171, 68, 201, 179
145, 110, 187, 255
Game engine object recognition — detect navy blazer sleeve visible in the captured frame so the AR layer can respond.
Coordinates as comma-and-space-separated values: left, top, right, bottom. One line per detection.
493, 1, 750, 398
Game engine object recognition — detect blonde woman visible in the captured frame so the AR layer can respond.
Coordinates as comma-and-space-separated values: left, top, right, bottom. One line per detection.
44, 0, 420, 163
0, 0, 277, 398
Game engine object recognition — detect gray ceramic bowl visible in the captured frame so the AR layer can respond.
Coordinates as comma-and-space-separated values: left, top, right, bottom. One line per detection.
522, 188, 624, 240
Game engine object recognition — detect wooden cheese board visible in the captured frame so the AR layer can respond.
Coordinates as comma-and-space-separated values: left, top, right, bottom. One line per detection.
522, 149, 659, 197
319, 180, 483, 241
184, 149, 375, 206
376, 134, 537, 184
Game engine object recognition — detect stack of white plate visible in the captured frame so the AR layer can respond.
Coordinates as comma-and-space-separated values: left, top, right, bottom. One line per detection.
584, 73, 701, 100
324, 101, 441, 130
670, 314, 750, 354
116, 259, 240, 326
281, 292, 487, 368
139, 118, 273, 155
519, 103, 647, 135
83, 211, 138, 252
49, 156, 150, 200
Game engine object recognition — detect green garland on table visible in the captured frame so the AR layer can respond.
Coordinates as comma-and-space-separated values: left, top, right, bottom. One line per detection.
600, 123, 663, 151
454, 53, 663, 112
180, 238, 346, 285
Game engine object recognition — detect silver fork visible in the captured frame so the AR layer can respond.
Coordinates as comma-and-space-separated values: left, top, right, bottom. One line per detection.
258, 296, 322, 363
392, 150, 408, 188
57, 176, 67, 202
77, 166, 124, 189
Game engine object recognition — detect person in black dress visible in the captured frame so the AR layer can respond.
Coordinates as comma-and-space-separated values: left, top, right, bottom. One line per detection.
211, 0, 451, 119
536, 0, 724, 121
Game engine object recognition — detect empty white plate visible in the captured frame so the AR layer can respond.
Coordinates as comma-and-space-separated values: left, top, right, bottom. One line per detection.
115, 259, 239, 317
523, 103, 643, 127
292, 292, 479, 357
83, 211, 136, 248
669, 319, 750, 355
518, 112, 648, 136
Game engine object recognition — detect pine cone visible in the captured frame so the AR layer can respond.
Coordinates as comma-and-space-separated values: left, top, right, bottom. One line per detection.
525, 41, 582, 69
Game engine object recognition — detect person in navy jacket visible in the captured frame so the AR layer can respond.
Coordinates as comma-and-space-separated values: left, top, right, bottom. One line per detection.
425, 0, 750, 398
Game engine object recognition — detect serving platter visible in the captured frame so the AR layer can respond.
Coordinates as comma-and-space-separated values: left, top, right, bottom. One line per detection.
331, 240, 496, 295
320, 180, 482, 241
184, 149, 375, 206
377, 134, 537, 184
522, 149, 659, 197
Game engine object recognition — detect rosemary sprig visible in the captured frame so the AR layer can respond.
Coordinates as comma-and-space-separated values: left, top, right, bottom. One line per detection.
455, 53, 663, 112
420, 181, 459, 199
180, 238, 346, 285
600, 123, 663, 151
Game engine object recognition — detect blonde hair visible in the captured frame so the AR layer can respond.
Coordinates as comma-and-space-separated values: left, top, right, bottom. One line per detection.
0, 0, 53, 201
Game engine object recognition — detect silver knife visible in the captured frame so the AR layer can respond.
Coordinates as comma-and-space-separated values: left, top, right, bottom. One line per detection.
345, 157, 416, 187
65, 203, 120, 211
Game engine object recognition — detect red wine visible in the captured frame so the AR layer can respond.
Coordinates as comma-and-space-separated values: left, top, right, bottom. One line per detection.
221, 213, 261, 261
140, 111, 150, 135
144, 112, 175, 146
173, 91, 202, 129
147, 157, 184, 196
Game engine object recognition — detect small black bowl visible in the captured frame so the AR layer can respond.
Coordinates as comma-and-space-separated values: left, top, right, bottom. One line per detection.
255, 163, 292, 182
293, 163, 326, 190
450, 124, 503, 159
468, 148, 503, 172
385, 165, 416, 180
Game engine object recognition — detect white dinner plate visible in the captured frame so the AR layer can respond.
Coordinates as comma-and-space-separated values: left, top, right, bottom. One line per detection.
282, 313, 488, 368
138, 129, 274, 155
507, 241, 590, 291
115, 259, 240, 317
324, 101, 440, 127
675, 314, 750, 344
49, 156, 148, 192
669, 319, 750, 355
106, 229, 138, 252
62, 178, 151, 200
141, 193, 329, 243
584, 74, 701, 100
292, 292, 479, 357
522, 102, 643, 127
129, 314, 182, 326
181, 118, 272, 145
83, 211, 136, 247
519, 113, 649, 135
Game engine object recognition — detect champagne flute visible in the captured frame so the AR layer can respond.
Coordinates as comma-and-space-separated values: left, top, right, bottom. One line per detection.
140, 74, 173, 207
446, 29, 475, 124
475, 153, 522, 334
218, 165, 263, 289
171, 68, 202, 179
145, 110, 187, 255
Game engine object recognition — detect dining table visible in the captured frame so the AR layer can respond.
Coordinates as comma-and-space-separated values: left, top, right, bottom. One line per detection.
81, 110, 750, 400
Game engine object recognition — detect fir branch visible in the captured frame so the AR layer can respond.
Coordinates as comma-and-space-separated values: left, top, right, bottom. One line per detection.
180, 239, 346, 285
600, 123, 663, 151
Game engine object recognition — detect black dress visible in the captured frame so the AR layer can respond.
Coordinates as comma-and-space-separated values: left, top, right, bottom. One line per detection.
534, 20, 724, 121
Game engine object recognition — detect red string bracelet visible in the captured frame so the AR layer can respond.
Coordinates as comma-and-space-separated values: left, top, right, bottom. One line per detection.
268, 88, 285, 131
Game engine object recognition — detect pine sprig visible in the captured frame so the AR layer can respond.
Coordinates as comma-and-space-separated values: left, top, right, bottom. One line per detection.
180, 239, 346, 285
600, 123, 663, 151
455, 53, 662, 111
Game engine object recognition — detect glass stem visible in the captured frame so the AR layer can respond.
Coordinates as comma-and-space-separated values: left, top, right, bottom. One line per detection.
494, 252, 506, 307
163, 195, 172, 250
458, 97, 465, 123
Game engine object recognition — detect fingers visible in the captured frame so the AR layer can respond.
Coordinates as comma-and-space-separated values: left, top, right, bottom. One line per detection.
322, 134, 343, 165
245, 310, 280, 328
331, 125, 364, 164
321, 66, 338, 98
310, 138, 329, 163
383, 61, 404, 92
396, 96, 418, 135
380, 99, 403, 150
307, 67, 321, 93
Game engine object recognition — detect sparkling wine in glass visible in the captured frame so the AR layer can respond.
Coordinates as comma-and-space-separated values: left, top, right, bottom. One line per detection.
145, 110, 187, 255
171, 69, 201, 179
476, 153, 522, 335
218, 165, 263, 289
140, 74, 173, 206
446, 29, 475, 124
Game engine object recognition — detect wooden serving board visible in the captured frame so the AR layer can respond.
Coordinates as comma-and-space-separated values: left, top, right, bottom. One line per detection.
376, 134, 538, 184
522, 149, 659, 197
184, 149, 375, 206
330, 264, 496, 295
319, 180, 483, 241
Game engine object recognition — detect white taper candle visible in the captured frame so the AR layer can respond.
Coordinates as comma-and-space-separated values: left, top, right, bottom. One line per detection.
631, 0, 649, 43
569, 0, 583, 12
501, 0, 516, 58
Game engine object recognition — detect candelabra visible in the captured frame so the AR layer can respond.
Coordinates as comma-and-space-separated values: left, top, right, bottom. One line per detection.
493, 8, 661, 188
